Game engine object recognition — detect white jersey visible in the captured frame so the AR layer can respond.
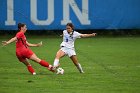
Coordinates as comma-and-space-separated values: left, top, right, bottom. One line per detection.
60, 30, 81, 49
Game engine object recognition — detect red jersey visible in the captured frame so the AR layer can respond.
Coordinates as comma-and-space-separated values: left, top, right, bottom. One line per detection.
15, 31, 34, 61
16, 31, 28, 49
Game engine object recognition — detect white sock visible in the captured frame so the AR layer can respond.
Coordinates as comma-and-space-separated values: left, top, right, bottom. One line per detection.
53, 59, 59, 67
76, 63, 84, 73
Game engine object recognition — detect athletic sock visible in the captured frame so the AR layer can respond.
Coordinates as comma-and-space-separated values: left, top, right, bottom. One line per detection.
53, 59, 59, 68
39, 60, 55, 72
27, 65, 35, 75
76, 63, 84, 73
39, 60, 49, 67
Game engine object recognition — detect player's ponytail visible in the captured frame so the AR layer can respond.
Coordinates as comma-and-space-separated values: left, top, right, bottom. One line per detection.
18, 23, 25, 31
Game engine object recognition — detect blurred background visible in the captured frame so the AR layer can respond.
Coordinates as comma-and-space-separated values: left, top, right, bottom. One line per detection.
0, 0, 140, 36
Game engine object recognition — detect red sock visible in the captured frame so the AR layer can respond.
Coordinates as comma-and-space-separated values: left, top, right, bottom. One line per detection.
39, 60, 50, 67
27, 65, 35, 74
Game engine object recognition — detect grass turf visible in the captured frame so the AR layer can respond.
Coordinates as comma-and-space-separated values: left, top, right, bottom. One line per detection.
0, 36, 140, 93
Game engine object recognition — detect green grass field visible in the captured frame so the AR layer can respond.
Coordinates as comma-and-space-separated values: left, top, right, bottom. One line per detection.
0, 36, 140, 93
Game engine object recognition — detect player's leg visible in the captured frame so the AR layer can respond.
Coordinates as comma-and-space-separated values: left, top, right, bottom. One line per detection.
70, 55, 84, 73
16, 52, 36, 75
21, 59, 36, 75
24, 49, 54, 72
29, 53, 53, 70
53, 49, 65, 68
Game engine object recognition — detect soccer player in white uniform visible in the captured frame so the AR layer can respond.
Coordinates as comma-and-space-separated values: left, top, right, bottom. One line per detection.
53, 23, 96, 73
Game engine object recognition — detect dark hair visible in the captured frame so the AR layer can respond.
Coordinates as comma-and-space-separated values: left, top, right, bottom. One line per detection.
18, 23, 26, 31
66, 23, 74, 30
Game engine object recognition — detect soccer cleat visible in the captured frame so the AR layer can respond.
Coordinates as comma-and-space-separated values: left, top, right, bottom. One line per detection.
48, 65, 55, 72
80, 71, 85, 73
32, 72, 36, 75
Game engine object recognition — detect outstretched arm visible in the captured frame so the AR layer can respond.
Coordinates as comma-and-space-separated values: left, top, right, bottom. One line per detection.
26, 41, 42, 47
80, 33, 96, 38
2, 37, 17, 46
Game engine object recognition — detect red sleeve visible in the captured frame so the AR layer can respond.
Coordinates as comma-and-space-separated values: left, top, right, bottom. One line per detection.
16, 32, 24, 39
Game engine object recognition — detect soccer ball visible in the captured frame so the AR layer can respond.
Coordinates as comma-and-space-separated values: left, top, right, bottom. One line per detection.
56, 67, 64, 75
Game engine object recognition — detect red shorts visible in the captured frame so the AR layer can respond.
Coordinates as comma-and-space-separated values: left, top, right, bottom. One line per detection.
16, 48, 34, 62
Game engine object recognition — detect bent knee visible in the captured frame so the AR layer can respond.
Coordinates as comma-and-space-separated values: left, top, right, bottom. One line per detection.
55, 52, 64, 59
55, 55, 61, 59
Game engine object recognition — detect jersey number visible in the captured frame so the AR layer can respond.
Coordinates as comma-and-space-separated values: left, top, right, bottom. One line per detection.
66, 38, 68, 42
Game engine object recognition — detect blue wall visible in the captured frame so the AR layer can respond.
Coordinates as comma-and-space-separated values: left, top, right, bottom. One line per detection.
0, 0, 140, 30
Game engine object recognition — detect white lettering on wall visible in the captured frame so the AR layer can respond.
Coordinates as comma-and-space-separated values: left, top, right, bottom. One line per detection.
4, 0, 91, 26
30, 0, 54, 25
5, 0, 16, 25
61, 0, 91, 25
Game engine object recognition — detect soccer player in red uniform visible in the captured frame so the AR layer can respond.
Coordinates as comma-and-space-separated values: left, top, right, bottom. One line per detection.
2, 23, 53, 75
